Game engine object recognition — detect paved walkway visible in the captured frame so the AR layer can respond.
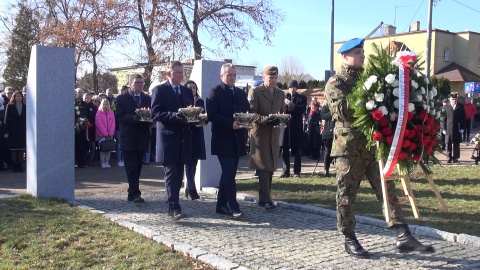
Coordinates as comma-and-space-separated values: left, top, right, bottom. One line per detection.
1, 140, 480, 269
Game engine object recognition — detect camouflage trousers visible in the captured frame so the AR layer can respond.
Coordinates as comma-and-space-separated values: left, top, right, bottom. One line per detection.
335, 155, 406, 236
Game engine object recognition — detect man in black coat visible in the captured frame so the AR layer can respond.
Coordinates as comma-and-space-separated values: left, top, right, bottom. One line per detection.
151, 61, 194, 220
206, 63, 250, 218
74, 88, 89, 168
280, 80, 307, 178
441, 93, 466, 163
115, 74, 152, 203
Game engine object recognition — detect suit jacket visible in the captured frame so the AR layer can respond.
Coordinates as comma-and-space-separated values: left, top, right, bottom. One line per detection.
206, 83, 250, 157
248, 84, 285, 171
441, 103, 466, 143
115, 91, 152, 152
283, 92, 307, 148
151, 80, 194, 163
4, 103, 26, 149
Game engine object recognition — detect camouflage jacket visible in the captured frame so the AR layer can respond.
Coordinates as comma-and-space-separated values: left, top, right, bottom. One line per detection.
324, 64, 372, 157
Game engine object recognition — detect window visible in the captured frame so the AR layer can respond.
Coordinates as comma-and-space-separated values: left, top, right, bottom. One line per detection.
443, 49, 450, 62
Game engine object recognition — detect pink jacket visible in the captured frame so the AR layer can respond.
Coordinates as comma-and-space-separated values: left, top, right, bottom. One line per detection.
95, 109, 115, 137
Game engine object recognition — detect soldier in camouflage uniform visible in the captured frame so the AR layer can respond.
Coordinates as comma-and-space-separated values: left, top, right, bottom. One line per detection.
324, 38, 434, 258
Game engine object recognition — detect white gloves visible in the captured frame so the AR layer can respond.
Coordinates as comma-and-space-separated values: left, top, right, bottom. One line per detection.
460, 129, 464, 134
442, 130, 446, 135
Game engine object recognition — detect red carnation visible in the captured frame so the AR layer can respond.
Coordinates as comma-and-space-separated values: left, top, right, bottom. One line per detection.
427, 146, 433, 154
372, 131, 383, 141
379, 117, 390, 127
415, 125, 423, 133
386, 136, 394, 145
371, 110, 384, 121
398, 152, 409, 160
407, 112, 414, 121
402, 139, 411, 149
407, 129, 416, 139
429, 140, 437, 147
382, 127, 393, 136
409, 142, 417, 151
419, 110, 428, 120
413, 154, 421, 161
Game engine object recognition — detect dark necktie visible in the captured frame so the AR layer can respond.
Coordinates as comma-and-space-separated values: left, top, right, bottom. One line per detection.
230, 88, 235, 104
174, 86, 180, 96
174, 86, 183, 105
133, 95, 140, 107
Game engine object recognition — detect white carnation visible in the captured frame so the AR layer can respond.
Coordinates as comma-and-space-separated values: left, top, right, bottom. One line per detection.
363, 75, 378, 90
363, 80, 373, 90
385, 74, 396, 84
374, 93, 384, 102
428, 91, 434, 100
392, 79, 399, 87
420, 87, 426, 95
366, 100, 376, 110
431, 86, 437, 97
411, 80, 419, 89
393, 87, 400, 97
435, 111, 441, 119
389, 112, 397, 121
394, 99, 399, 109
408, 103, 415, 112
378, 106, 388, 115
430, 108, 436, 116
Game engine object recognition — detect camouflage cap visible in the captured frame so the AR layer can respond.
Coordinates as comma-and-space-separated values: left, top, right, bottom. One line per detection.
263, 66, 278, 76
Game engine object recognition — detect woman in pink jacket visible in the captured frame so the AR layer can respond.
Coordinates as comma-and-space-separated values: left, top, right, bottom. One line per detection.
96, 99, 116, 168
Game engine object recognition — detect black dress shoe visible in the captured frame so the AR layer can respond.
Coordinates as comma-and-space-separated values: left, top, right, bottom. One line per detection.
187, 189, 200, 200
172, 210, 186, 220
396, 235, 435, 253
345, 238, 369, 259
293, 173, 301, 178
324, 171, 330, 177
447, 159, 452, 163
128, 195, 145, 203
279, 172, 290, 178
232, 211, 243, 219
453, 159, 459, 163
216, 206, 233, 216
258, 202, 265, 207
264, 202, 276, 210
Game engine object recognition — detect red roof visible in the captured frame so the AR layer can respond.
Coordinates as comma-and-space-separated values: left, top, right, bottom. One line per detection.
435, 62, 480, 82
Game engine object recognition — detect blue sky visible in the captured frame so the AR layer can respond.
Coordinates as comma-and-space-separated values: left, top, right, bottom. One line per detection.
216, 0, 480, 80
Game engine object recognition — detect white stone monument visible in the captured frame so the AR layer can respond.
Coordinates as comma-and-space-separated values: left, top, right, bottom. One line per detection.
189, 60, 225, 188
26, 45, 75, 202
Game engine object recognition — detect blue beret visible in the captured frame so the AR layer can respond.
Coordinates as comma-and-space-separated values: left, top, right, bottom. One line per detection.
337, 38, 365, 53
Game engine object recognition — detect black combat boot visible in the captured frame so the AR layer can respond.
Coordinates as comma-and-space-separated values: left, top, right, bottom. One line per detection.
344, 235, 369, 259
392, 224, 435, 253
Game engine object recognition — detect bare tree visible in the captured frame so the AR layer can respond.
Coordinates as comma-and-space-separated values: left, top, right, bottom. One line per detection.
278, 55, 305, 84
171, 0, 284, 60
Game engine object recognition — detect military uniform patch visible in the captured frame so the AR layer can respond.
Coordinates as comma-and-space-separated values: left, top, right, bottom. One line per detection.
329, 78, 338, 83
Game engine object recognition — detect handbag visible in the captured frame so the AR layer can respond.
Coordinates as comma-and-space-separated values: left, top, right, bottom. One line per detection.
99, 138, 116, 152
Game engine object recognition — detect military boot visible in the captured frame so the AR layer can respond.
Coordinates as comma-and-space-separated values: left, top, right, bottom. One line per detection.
392, 224, 435, 253
344, 236, 369, 259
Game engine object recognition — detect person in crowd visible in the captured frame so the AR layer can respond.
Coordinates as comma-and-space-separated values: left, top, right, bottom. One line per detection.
115, 74, 152, 203
325, 37, 434, 258
96, 99, 116, 168
84, 92, 97, 166
112, 91, 124, 167
151, 61, 193, 220
183, 80, 206, 200
3, 91, 27, 172
3, 87, 14, 105
440, 98, 449, 151
248, 66, 285, 210
0, 97, 8, 171
463, 97, 477, 141
321, 102, 335, 177
308, 101, 322, 160
106, 88, 117, 110
74, 88, 89, 168
120, 85, 129, 95
280, 80, 307, 178
441, 93, 466, 163
207, 63, 250, 218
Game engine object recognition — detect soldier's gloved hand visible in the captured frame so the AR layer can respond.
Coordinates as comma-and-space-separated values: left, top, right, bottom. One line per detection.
133, 115, 141, 122
442, 130, 446, 135
175, 113, 188, 124
460, 129, 464, 134
266, 116, 280, 126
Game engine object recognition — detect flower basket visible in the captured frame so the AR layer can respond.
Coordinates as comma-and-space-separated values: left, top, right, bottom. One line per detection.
347, 44, 443, 178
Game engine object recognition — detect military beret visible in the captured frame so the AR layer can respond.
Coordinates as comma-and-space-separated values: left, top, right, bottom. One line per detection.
442, 98, 448, 103
448, 93, 458, 99
337, 38, 365, 54
263, 66, 278, 76
288, 80, 298, 88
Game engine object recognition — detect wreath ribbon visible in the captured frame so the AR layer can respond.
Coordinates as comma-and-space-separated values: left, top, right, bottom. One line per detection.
382, 55, 415, 178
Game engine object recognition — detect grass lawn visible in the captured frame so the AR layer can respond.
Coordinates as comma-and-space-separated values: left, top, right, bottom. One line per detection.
237, 166, 480, 237
0, 195, 214, 269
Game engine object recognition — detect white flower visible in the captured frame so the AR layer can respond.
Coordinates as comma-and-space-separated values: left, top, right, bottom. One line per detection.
378, 106, 388, 115
430, 101, 434, 108
385, 74, 396, 84
389, 112, 397, 121
430, 108, 436, 116
423, 102, 428, 110
408, 103, 415, 112
425, 77, 429, 84
392, 79, 399, 87
363, 81, 373, 90
363, 75, 378, 90
394, 99, 399, 109
393, 87, 400, 97
435, 111, 441, 119
416, 94, 423, 101
431, 86, 437, 97
75, 106, 79, 110
76, 111, 80, 115
428, 91, 434, 100
411, 80, 418, 89
374, 93, 384, 102
366, 100, 376, 110
420, 87, 426, 95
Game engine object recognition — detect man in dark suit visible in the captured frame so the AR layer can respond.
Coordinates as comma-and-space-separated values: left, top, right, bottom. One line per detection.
441, 93, 466, 163
115, 74, 152, 203
151, 61, 193, 220
280, 80, 307, 178
206, 63, 250, 218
